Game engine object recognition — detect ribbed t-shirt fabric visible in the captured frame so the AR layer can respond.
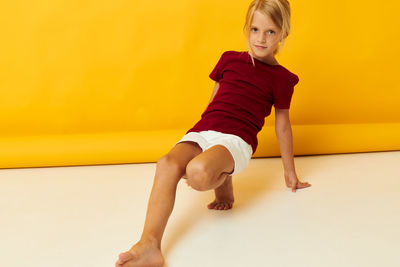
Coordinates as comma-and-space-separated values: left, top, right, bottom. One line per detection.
187, 50, 299, 154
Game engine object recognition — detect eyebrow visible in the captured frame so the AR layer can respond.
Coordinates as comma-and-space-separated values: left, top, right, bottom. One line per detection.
250, 24, 278, 30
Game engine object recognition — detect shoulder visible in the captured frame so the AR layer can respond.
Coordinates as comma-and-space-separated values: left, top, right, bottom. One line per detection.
220, 50, 249, 59
217, 50, 253, 68
276, 66, 299, 86
222, 50, 240, 55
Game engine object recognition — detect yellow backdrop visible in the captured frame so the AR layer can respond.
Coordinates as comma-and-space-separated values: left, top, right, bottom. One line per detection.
1, 1, 399, 168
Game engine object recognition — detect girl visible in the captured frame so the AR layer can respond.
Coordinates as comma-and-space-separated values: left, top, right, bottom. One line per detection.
116, 0, 311, 266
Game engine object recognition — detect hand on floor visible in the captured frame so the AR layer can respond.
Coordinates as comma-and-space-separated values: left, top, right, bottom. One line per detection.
284, 172, 311, 192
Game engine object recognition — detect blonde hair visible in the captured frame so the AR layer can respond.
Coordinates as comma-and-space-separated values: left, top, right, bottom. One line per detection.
243, 0, 292, 66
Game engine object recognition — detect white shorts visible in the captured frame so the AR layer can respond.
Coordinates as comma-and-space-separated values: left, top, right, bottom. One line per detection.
175, 130, 253, 175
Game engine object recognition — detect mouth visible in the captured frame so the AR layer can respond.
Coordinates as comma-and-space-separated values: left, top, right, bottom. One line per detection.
254, 45, 267, 50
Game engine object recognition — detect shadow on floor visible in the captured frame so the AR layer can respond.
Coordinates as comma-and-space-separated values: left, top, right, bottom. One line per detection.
161, 159, 283, 258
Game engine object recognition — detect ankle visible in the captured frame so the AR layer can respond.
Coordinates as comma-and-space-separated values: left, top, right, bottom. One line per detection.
140, 234, 161, 248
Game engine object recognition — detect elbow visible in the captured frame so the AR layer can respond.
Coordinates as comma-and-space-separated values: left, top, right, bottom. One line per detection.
275, 123, 291, 136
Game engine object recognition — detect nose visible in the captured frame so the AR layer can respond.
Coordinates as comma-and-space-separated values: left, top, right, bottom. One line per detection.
257, 32, 267, 43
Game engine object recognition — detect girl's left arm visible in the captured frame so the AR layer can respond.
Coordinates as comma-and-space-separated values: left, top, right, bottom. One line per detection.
274, 108, 311, 192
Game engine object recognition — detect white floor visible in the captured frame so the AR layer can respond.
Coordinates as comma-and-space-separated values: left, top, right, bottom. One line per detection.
1, 151, 399, 267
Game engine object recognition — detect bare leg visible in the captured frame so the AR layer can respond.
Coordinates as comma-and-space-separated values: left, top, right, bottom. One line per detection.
115, 142, 202, 267
116, 143, 235, 267
185, 145, 235, 192
184, 145, 235, 210
207, 174, 235, 210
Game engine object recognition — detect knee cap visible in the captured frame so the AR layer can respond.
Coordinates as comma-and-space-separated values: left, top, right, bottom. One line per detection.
156, 155, 184, 177
185, 163, 209, 191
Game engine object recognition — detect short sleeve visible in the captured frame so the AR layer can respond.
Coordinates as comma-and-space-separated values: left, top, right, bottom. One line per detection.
209, 52, 226, 82
273, 74, 299, 109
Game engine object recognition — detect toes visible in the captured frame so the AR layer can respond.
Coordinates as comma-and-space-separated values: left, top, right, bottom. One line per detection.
220, 203, 232, 210
208, 201, 233, 210
207, 201, 217, 209
117, 251, 135, 265
119, 252, 131, 260
115, 259, 124, 267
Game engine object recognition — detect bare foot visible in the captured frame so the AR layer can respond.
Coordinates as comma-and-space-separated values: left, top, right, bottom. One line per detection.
207, 174, 234, 210
115, 238, 164, 267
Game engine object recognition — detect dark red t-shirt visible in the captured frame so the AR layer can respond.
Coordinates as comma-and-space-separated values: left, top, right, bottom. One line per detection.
187, 50, 299, 154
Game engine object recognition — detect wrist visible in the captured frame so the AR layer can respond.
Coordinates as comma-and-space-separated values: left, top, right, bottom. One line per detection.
284, 169, 296, 176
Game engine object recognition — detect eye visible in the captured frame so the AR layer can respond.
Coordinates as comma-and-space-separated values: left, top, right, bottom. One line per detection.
251, 27, 257, 32
268, 30, 275, 35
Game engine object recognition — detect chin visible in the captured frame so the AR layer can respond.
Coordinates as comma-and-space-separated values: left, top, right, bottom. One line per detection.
251, 48, 267, 56
254, 52, 271, 60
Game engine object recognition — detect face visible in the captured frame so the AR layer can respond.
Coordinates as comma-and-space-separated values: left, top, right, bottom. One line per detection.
249, 10, 282, 64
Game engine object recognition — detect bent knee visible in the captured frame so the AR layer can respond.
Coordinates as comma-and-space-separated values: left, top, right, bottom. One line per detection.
185, 161, 212, 191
